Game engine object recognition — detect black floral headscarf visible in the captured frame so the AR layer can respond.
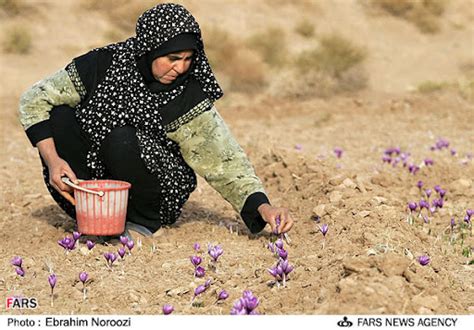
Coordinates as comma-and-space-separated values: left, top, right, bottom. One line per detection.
75, 3, 223, 225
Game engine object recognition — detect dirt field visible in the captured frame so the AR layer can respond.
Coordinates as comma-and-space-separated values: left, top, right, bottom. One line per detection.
1, 0, 473, 315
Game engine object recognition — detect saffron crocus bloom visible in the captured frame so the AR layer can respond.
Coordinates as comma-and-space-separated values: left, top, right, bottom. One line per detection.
231, 291, 260, 315
195, 266, 205, 278
103, 253, 111, 262
408, 164, 420, 175
193, 242, 200, 251
295, 144, 302, 151
118, 247, 126, 259
334, 147, 343, 158
79, 272, 88, 284
277, 248, 288, 260
11, 256, 22, 268
162, 304, 174, 315
48, 274, 57, 289
450, 217, 455, 230
382, 155, 392, 164
450, 149, 457, 156
466, 209, 473, 218
109, 253, 117, 264
408, 202, 417, 212
320, 224, 329, 236
418, 255, 430, 266
464, 215, 471, 225
438, 189, 446, 198
15, 267, 25, 277
58, 236, 75, 251
190, 256, 202, 267
218, 290, 229, 301
208, 244, 224, 262
419, 200, 429, 210
86, 240, 95, 250
425, 189, 432, 198
194, 285, 207, 298
126, 240, 135, 251
73, 231, 81, 241
119, 236, 129, 246
434, 185, 442, 193
416, 180, 424, 189
424, 158, 434, 166
275, 239, 284, 250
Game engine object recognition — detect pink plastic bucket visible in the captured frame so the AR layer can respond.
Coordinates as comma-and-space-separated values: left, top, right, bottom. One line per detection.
73, 180, 131, 236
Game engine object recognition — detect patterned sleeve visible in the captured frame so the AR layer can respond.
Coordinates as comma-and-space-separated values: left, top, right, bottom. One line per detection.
166, 104, 269, 233
18, 68, 82, 145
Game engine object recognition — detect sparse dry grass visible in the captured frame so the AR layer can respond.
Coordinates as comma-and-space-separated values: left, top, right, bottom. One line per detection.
271, 34, 367, 99
80, 0, 158, 34
417, 81, 447, 93
295, 19, 316, 38
368, 0, 448, 34
0, 0, 27, 16
2, 24, 32, 54
246, 27, 288, 68
203, 26, 267, 94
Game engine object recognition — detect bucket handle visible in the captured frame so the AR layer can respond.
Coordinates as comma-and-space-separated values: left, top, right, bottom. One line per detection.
61, 177, 105, 197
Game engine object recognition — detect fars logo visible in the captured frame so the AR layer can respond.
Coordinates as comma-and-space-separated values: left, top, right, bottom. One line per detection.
6, 296, 38, 309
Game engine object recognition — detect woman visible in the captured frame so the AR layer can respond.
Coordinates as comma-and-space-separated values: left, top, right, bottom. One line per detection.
19, 3, 294, 237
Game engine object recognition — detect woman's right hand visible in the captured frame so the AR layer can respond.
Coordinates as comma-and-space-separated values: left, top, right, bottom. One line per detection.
47, 157, 78, 205
37, 138, 78, 205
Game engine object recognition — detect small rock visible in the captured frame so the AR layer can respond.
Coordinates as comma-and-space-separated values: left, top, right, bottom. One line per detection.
328, 174, 345, 186
342, 178, 357, 189
329, 191, 343, 204
312, 204, 327, 217
412, 295, 440, 311
357, 210, 371, 218
372, 196, 387, 205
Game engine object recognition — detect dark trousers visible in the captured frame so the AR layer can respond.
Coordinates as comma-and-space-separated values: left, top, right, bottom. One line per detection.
46, 105, 163, 232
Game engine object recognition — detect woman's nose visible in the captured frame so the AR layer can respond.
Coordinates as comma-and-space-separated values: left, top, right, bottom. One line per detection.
173, 60, 186, 74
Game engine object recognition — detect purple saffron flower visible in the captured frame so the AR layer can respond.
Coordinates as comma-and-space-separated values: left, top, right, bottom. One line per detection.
205, 279, 212, 288
15, 267, 25, 277
103, 252, 111, 262
11, 256, 22, 268
48, 274, 57, 289
450, 149, 457, 156
86, 240, 95, 250
118, 247, 126, 259
419, 199, 429, 210
435, 138, 449, 150
277, 248, 288, 260
267, 242, 275, 253
162, 304, 174, 315
267, 266, 280, 279
450, 217, 455, 230
416, 180, 424, 189
275, 239, 284, 250
193, 242, 200, 251
194, 285, 206, 298
79, 271, 88, 284
467, 209, 473, 218
218, 290, 229, 301
408, 164, 420, 175
438, 189, 446, 198
320, 224, 329, 236
464, 215, 471, 225
408, 202, 417, 212
418, 255, 430, 266
230, 299, 246, 315
434, 185, 442, 193
195, 266, 205, 278
429, 206, 437, 214
392, 157, 400, 167
333, 147, 343, 158
294, 144, 302, 151
208, 244, 224, 262
230, 290, 260, 315
425, 189, 432, 198
73, 231, 81, 241
119, 236, 129, 246
190, 256, 202, 267
108, 253, 117, 264
424, 158, 434, 166
382, 155, 392, 164
422, 214, 429, 224
58, 236, 75, 251
126, 240, 134, 251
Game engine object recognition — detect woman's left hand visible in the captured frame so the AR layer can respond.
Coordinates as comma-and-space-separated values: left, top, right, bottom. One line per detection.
257, 204, 294, 234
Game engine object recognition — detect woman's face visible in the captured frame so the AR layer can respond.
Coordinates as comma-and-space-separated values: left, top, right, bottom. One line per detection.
151, 50, 194, 84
